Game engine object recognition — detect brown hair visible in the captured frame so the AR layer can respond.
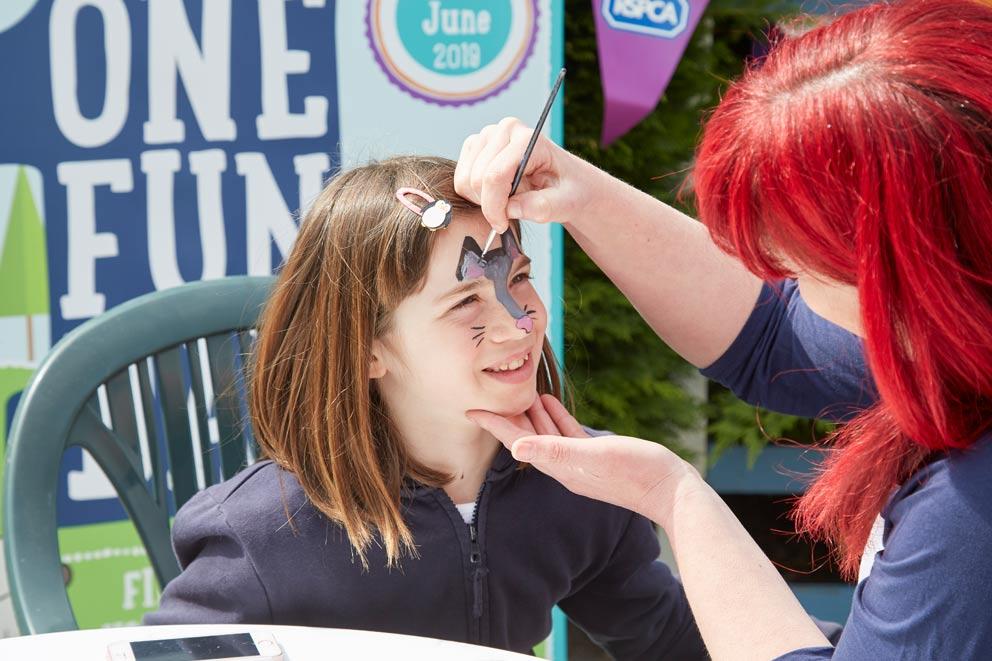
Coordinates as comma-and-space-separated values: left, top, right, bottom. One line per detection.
249, 156, 563, 568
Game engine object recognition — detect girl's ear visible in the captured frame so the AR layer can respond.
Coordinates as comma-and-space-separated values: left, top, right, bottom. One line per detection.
369, 340, 388, 379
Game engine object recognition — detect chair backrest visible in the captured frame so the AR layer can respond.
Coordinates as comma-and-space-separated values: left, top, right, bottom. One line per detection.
3, 276, 274, 634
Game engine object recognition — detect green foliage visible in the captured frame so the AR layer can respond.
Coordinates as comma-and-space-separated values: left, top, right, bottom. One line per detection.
707, 388, 836, 466
562, 0, 820, 458
563, 246, 699, 452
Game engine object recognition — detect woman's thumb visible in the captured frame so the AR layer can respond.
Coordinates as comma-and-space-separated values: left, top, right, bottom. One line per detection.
506, 189, 565, 224
511, 435, 572, 464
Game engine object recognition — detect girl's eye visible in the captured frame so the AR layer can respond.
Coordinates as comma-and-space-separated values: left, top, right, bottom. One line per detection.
511, 272, 533, 285
451, 294, 479, 311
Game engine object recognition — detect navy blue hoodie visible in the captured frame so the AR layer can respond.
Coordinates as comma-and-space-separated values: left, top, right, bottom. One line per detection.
146, 444, 707, 659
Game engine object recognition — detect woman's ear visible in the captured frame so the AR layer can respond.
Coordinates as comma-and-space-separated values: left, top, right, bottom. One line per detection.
369, 340, 388, 379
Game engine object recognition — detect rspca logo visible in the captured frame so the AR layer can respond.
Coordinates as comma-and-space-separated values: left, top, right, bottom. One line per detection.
602, 0, 690, 39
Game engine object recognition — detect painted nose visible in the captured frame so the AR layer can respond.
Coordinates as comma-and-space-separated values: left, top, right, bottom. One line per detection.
515, 316, 534, 333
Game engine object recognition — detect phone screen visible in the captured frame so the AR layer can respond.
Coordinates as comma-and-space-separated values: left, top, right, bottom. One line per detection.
129, 633, 261, 661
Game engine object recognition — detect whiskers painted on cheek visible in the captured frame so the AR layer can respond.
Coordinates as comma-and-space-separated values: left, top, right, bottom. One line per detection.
523, 304, 538, 319
471, 325, 486, 348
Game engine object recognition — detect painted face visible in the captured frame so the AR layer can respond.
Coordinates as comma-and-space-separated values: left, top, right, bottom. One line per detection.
373, 212, 547, 420
456, 230, 534, 333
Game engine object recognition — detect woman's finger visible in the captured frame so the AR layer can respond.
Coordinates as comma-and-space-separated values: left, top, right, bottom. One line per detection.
507, 408, 538, 436
454, 133, 482, 203
540, 394, 589, 438
503, 188, 562, 225
479, 124, 533, 229
468, 120, 515, 214
466, 409, 534, 449
526, 396, 559, 436
510, 434, 576, 464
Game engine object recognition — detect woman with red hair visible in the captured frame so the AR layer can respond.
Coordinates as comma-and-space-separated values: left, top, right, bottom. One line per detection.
458, 0, 992, 658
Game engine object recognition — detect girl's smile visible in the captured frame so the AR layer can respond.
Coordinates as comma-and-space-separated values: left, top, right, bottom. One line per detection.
481, 348, 537, 384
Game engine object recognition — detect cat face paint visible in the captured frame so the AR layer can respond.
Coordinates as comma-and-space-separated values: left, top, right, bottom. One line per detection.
456, 230, 534, 333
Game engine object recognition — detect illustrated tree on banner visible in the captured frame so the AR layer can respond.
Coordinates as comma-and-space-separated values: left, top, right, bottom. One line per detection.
0, 166, 49, 364
0, 165, 50, 568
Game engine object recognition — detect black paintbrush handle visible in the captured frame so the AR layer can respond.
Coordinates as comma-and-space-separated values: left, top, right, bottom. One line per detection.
508, 67, 566, 199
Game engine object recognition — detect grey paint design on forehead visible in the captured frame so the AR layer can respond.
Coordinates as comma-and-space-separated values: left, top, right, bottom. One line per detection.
456, 230, 534, 333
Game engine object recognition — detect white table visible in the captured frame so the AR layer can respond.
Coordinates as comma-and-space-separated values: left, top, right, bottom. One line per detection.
0, 623, 535, 660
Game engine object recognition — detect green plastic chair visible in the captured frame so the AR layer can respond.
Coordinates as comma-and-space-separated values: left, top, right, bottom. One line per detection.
3, 275, 274, 634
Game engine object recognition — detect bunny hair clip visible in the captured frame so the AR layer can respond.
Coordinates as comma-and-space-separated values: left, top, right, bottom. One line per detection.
395, 187, 453, 231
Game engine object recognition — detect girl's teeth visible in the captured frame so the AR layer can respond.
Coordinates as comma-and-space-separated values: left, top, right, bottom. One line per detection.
488, 354, 529, 372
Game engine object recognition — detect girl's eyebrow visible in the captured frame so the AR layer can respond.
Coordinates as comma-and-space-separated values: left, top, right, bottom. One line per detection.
435, 279, 483, 304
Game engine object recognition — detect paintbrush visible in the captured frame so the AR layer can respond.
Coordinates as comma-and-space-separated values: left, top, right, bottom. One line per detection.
480, 67, 566, 260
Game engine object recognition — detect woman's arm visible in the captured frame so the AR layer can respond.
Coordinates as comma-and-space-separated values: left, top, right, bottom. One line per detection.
659, 474, 830, 660
455, 119, 763, 368
458, 121, 876, 416
564, 159, 764, 369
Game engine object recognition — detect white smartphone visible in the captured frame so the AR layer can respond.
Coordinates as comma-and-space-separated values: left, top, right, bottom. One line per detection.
106, 632, 283, 661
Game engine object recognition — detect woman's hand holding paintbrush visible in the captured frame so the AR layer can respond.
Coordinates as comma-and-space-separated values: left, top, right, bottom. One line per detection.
456, 68, 604, 256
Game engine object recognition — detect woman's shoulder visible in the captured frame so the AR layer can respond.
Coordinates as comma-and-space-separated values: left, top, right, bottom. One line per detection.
881, 432, 992, 564
844, 434, 992, 657
890, 432, 992, 520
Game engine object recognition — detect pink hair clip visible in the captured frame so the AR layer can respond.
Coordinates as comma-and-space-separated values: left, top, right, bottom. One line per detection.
395, 187, 452, 231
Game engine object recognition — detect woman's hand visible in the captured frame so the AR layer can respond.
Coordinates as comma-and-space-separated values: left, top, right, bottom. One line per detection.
523, 392, 590, 439
476, 395, 832, 659
468, 394, 699, 525
454, 117, 600, 233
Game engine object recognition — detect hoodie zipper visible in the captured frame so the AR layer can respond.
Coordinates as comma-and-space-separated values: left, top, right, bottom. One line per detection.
436, 450, 516, 646
467, 482, 489, 644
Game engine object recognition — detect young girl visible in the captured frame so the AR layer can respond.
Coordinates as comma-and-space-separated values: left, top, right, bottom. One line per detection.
146, 156, 706, 658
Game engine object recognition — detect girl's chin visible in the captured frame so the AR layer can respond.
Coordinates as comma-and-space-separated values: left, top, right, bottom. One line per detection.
475, 387, 538, 418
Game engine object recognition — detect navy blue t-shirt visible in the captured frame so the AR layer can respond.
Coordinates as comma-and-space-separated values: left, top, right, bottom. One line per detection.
703, 280, 992, 659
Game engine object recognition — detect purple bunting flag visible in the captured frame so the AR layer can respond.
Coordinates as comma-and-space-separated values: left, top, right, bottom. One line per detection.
593, 0, 710, 146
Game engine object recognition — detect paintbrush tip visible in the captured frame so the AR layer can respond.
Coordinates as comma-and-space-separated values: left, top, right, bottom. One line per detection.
480, 228, 499, 257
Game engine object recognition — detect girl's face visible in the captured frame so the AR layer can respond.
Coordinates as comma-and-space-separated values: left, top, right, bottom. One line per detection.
373, 213, 548, 420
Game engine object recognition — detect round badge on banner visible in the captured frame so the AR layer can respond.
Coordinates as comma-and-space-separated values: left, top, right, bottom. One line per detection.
366, 0, 538, 106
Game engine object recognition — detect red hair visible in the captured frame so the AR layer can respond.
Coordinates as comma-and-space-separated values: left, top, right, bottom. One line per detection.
694, 0, 992, 578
